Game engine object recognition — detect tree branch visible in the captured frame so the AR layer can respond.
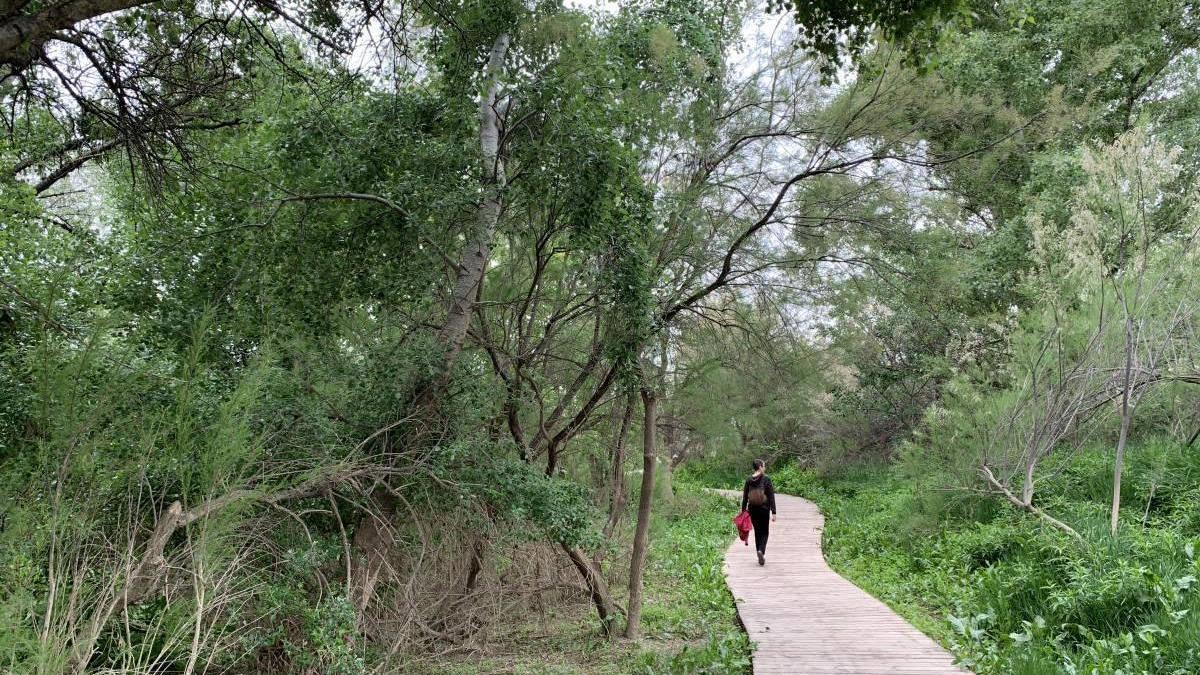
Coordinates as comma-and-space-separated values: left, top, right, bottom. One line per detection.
981, 464, 1083, 542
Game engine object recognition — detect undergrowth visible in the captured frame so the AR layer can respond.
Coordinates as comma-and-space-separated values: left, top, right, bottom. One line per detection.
634, 485, 751, 674
414, 483, 750, 674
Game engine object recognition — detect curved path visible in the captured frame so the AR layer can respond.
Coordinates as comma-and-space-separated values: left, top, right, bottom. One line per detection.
717, 490, 968, 675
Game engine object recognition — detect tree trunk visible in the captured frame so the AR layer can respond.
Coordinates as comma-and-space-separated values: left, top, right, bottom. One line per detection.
624, 387, 657, 640
1021, 454, 1036, 506
349, 490, 399, 626
437, 32, 510, 368
563, 543, 620, 637
1111, 396, 1134, 536
0, 0, 159, 67
601, 390, 637, 543
349, 32, 510, 618
1111, 312, 1136, 536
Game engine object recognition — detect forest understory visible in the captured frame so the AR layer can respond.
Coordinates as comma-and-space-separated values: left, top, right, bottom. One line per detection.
401, 486, 748, 675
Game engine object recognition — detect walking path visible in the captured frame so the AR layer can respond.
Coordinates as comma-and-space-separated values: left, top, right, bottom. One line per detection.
717, 490, 968, 674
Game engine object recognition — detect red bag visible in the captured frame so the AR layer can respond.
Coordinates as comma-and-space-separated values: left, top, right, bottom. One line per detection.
733, 510, 751, 545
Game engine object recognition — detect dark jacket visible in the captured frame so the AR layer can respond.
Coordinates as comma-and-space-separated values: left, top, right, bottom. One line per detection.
741, 474, 776, 514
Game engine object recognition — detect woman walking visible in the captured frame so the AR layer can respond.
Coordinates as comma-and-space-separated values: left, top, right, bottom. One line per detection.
741, 459, 777, 566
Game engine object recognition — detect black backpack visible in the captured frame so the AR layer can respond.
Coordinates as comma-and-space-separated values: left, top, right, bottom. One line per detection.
747, 481, 766, 508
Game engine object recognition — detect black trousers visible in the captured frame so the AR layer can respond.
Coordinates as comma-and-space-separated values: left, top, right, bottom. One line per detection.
749, 506, 771, 553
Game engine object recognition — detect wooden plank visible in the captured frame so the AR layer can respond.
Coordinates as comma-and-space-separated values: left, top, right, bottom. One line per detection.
716, 490, 970, 674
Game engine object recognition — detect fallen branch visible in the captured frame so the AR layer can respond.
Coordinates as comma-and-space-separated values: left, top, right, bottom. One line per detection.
561, 543, 620, 637
980, 464, 1083, 542
67, 463, 378, 673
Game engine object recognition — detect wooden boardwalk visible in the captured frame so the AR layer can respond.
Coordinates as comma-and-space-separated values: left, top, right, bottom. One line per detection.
717, 490, 968, 675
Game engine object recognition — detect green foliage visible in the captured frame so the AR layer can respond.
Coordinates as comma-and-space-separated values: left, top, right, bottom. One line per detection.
673, 305, 834, 467
4, 0, 759, 669
458, 452, 604, 550
103, 74, 466, 348
644, 631, 753, 674
248, 583, 365, 675
918, 0, 1200, 212
675, 461, 743, 491
11, 0, 1200, 672
563, 140, 655, 381
771, 0, 967, 76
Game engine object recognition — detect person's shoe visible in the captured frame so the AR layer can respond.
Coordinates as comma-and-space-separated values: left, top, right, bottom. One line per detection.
757, 551, 765, 566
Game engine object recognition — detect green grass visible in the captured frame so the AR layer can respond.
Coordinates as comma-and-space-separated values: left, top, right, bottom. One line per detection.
634, 485, 751, 673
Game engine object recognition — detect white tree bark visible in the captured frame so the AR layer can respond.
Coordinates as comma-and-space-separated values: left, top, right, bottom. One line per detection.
438, 32, 510, 367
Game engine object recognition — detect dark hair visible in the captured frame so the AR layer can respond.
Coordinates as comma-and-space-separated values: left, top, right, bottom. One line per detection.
752, 459, 765, 472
